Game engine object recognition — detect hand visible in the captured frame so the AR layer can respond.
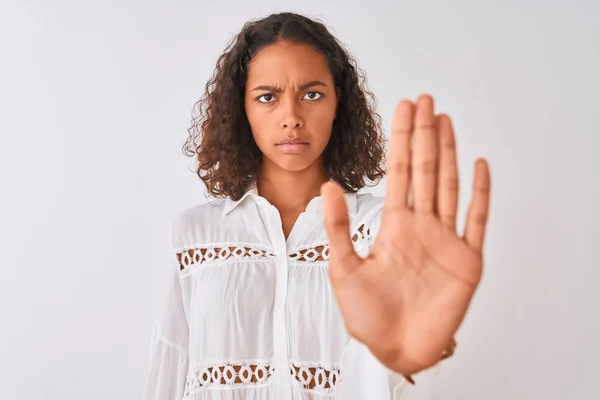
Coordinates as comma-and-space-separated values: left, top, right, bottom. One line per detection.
321, 94, 491, 377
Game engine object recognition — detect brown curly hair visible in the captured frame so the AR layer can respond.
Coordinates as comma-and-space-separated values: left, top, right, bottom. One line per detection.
183, 12, 387, 201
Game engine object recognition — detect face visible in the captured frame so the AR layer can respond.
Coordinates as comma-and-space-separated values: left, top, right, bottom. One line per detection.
244, 39, 338, 174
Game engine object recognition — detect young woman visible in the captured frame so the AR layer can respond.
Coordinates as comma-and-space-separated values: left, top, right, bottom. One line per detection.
143, 12, 491, 400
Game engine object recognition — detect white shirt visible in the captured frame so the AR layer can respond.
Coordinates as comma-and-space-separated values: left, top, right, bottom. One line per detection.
143, 187, 439, 400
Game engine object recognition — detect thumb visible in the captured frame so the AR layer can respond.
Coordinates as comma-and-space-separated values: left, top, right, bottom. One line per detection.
321, 181, 361, 276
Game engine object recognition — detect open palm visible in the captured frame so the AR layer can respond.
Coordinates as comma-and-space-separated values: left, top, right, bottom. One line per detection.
321, 94, 491, 380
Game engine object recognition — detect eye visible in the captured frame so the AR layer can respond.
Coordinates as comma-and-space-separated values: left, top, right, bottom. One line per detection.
303, 91, 323, 101
257, 94, 276, 103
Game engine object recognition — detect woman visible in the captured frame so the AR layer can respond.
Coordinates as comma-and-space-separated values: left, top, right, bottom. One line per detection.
143, 12, 491, 400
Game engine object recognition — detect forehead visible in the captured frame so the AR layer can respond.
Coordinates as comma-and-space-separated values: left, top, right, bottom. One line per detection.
246, 39, 333, 84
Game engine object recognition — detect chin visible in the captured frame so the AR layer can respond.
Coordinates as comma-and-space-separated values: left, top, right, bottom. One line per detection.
277, 159, 314, 172
268, 155, 317, 173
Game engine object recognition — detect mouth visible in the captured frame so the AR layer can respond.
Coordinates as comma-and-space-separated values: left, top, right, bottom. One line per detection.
276, 142, 309, 154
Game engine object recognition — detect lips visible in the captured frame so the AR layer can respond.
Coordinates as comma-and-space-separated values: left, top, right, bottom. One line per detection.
277, 138, 308, 145
276, 139, 309, 154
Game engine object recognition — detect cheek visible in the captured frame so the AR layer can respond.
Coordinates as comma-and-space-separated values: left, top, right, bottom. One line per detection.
245, 105, 272, 146
306, 105, 336, 141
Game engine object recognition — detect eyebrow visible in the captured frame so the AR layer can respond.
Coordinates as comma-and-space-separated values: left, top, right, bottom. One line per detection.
251, 80, 328, 92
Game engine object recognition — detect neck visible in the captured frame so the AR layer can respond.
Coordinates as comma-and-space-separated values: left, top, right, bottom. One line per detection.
257, 158, 329, 215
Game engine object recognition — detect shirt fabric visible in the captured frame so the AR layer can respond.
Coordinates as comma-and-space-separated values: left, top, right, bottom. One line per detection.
142, 186, 439, 400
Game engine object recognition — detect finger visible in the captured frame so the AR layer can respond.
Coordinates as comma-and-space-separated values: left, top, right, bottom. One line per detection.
385, 100, 414, 211
412, 94, 437, 214
436, 114, 459, 230
321, 181, 361, 274
463, 159, 491, 252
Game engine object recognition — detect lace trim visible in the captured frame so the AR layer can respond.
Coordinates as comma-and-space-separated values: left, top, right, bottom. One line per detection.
176, 223, 372, 271
289, 223, 372, 262
183, 361, 340, 394
177, 244, 275, 273
290, 363, 340, 391
289, 244, 330, 262
184, 362, 275, 394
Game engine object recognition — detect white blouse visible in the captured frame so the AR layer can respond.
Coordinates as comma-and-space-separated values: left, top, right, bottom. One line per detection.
143, 187, 440, 400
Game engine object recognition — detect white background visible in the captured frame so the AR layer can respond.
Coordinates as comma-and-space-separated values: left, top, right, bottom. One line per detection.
1, 0, 598, 399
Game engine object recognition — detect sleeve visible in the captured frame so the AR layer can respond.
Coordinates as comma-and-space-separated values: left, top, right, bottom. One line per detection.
142, 254, 190, 400
390, 365, 443, 400
337, 337, 404, 400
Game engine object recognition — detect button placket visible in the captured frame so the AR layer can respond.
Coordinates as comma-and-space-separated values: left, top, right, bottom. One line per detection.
264, 203, 292, 400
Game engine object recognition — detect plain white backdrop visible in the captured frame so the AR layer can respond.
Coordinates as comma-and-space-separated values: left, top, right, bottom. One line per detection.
1, 0, 598, 399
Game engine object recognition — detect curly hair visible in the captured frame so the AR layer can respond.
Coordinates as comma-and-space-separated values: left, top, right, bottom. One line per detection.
183, 12, 387, 201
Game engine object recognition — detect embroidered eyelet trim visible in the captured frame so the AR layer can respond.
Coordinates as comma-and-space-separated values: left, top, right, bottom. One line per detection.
184, 361, 341, 395
176, 244, 276, 275
290, 363, 340, 391
184, 362, 275, 395
289, 244, 330, 262
351, 223, 371, 246
289, 223, 372, 263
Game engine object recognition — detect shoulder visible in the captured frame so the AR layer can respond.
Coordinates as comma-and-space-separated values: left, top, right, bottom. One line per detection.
168, 199, 228, 250
354, 192, 385, 234
355, 192, 385, 218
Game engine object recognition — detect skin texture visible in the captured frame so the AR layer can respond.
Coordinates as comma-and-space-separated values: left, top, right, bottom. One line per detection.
244, 39, 338, 237
322, 96, 491, 378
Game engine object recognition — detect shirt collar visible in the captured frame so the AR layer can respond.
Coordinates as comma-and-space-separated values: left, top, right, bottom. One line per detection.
222, 184, 357, 216
222, 186, 258, 216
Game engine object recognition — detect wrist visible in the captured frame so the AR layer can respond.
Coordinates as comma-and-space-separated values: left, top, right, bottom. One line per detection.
371, 337, 457, 384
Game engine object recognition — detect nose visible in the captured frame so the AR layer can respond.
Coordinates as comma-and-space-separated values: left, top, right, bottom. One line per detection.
280, 102, 304, 129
